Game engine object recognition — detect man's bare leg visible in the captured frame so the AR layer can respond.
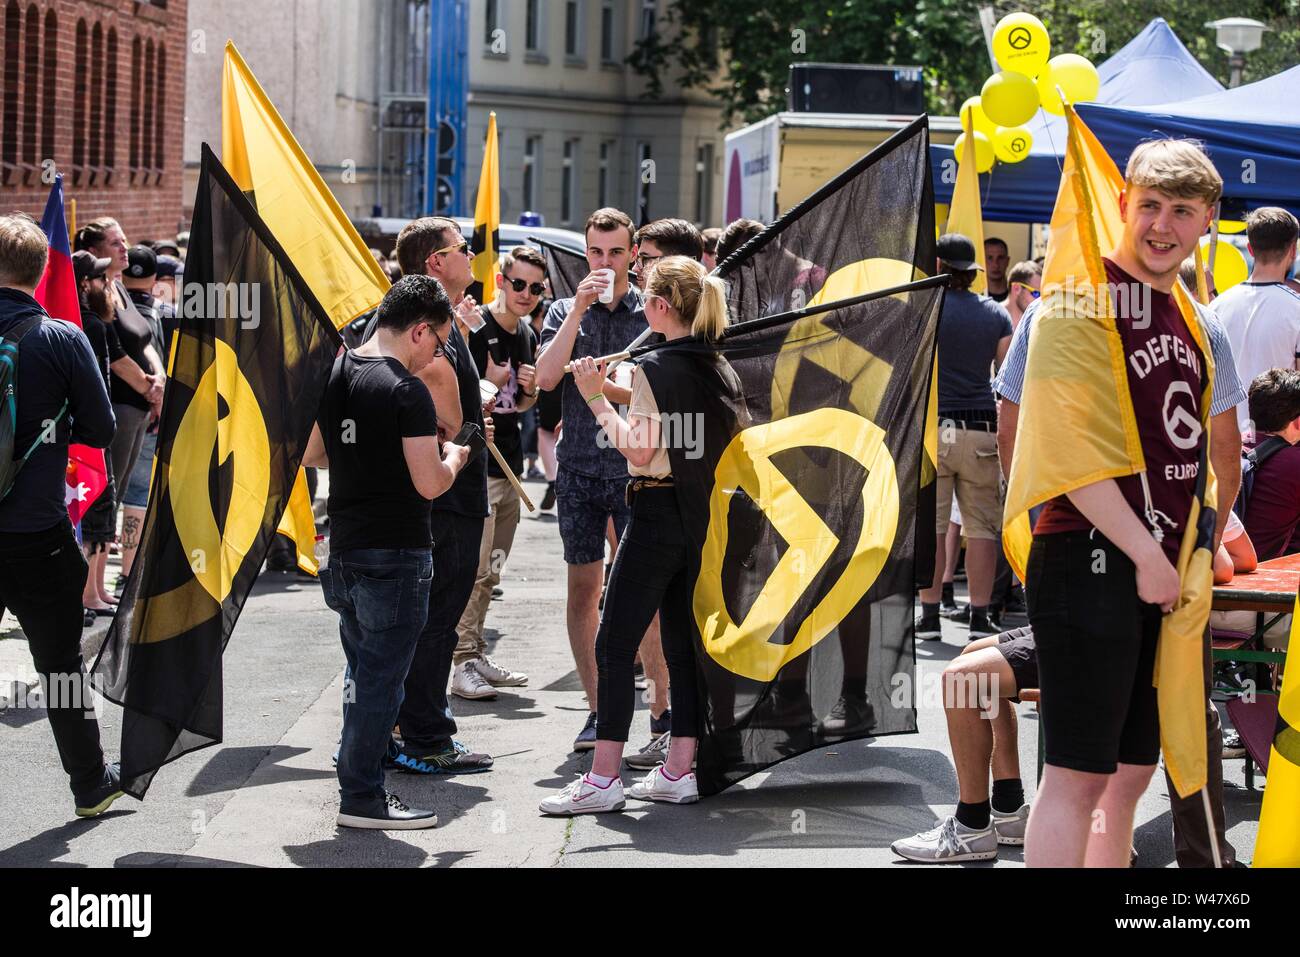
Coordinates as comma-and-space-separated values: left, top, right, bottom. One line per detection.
944, 640, 1017, 803
567, 561, 604, 708
120, 506, 146, 578
963, 536, 999, 608
1025, 765, 1110, 867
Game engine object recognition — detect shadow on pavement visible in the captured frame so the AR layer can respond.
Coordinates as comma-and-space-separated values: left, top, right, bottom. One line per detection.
0, 813, 133, 867
115, 851, 261, 867
283, 830, 434, 868
185, 746, 335, 797
454, 693, 545, 722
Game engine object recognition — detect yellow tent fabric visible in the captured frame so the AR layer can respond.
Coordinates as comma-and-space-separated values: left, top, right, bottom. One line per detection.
1002, 105, 1215, 798
1253, 595, 1300, 866
947, 116, 986, 295
471, 112, 501, 290
222, 41, 389, 330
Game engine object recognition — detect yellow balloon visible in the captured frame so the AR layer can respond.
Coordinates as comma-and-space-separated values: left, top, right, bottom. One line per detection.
1217, 219, 1247, 235
1037, 54, 1101, 114
1200, 237, 1249, 293
993, 126, 1034, 164
955, 131, 995, 174
959, 96, 997, 140
981, 71, 1040, 127
992, 12, 1051, 78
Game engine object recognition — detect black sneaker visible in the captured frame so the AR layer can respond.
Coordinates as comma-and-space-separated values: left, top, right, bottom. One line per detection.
337, 791, 437, 830
650, 708, 671, 737
540, 482, 556, 510
1003, 585, 1026, 615
968, 610, 998, 639
74, 762, 126, 818
817, 693, 876, 738
394, 740, 494, 774
915, 612, 942, 640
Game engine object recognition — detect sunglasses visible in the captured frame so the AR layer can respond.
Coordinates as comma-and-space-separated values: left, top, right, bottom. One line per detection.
1012, 282, 1041, 299
505, 277, 546, 296
434, 239, 470, 257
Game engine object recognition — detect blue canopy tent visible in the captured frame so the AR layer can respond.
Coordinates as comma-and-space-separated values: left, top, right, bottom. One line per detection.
1078, 64, 1300, 218
931, 18, 1224, 223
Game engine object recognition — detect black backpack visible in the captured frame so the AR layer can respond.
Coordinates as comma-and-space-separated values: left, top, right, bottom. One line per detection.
0, 316, 65, 505
1235, 434, 1290, 523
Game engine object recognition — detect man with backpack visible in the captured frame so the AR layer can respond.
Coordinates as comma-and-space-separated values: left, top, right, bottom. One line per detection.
0, 215, 120, 818
1238, 369, 1300, 560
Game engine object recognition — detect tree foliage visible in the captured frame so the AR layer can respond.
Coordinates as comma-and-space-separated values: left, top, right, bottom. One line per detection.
630, 0, 1300, 129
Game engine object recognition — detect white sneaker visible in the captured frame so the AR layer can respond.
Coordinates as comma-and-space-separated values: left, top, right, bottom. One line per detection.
538, 773, 625, 816
992, 803, 1030, 846
627, 765, 699, 804
450, 661, 498, 700
473, 653, 528, 687
891, 816, 998, 863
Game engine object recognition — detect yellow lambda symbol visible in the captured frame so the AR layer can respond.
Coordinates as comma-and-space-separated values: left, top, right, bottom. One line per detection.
694, 408, 900, 682
168, 337, 271, 605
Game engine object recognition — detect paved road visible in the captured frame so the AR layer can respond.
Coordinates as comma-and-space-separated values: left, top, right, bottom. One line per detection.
0, 477, 1264, 867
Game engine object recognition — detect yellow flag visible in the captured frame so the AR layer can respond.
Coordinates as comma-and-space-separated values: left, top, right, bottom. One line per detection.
1002, 105, 1216, 798
947, 112, 986, 294
1254, 594, 1300, 866
221, 41, 389, 330
274, 470, 318, 575
471, 112, 501, 290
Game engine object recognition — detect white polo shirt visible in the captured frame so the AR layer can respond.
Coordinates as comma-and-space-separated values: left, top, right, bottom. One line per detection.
1210, 281, 1300, 431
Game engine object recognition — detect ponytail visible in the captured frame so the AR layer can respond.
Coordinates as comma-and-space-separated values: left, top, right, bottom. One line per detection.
646, 255, 731, 342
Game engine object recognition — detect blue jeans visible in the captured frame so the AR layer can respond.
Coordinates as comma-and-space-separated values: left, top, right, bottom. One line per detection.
320, 548, 433, 811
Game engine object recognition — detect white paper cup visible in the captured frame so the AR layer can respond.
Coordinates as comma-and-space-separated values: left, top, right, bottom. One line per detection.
479, 379, 500, 404
597, 268, 616, 304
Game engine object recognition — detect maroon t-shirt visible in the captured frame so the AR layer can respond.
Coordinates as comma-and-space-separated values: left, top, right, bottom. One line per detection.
1241, 438, 1300, 561
1034, 259, 1206, 563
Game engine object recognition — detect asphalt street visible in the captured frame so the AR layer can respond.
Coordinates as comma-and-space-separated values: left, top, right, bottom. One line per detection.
0, 476, 1265, 867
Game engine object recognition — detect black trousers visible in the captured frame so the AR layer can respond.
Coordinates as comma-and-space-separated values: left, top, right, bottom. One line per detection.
595, 485, 701, 742
0, 521, 105, 794
397, 510, 484, 753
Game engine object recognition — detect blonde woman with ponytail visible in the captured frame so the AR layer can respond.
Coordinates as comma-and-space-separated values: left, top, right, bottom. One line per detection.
540, 256, 739, 816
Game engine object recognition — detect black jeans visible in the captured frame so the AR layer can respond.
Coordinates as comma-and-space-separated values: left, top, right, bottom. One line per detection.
595, 485, 701, 742
398, 511, 485, 753
0, 521, 105, 794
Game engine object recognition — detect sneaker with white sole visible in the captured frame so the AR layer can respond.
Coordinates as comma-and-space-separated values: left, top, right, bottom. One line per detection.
538, 773, 625, 816
337, 791, 437, 830
627, 765, 699, 804
473, 654, 528, 687
891, 816, 998, 863
572, 712, 598, 751
991, 803, 1030, 846
450, 660, 498, 700
625, 731, 670, 770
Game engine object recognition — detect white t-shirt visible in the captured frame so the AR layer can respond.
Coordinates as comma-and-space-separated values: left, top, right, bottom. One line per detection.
1223, 508, 1245, 544
1210, 281, 1300, 431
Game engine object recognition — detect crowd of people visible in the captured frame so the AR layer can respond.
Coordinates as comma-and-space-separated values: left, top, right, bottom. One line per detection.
1, 132, 1297, 858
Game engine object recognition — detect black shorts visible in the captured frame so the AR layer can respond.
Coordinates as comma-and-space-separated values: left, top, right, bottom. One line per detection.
1025, 530, 1162, 774
995, 625, 1038, 702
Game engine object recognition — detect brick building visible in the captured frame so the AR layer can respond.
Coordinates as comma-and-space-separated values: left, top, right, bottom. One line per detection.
1, 0, 187, 243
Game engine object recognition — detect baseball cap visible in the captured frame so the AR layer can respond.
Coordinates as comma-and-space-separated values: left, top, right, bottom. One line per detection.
72, 250, 110, 282
155, 254, 183, 280
937, 233, 983, 272
151, 239, 181, 257
125, 244, 157, 279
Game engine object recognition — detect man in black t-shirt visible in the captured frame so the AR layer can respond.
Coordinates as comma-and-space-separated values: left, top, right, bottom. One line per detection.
452, 246, 543, 697
304, 275, 469, 829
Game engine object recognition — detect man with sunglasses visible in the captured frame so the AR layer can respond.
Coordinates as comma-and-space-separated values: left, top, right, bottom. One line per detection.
451, 246, 546, 699
1005, 261, 1042, 329
364, 216, 497, 776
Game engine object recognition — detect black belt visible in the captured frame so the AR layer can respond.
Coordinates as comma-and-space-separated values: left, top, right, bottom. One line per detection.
626, 477, 674, 505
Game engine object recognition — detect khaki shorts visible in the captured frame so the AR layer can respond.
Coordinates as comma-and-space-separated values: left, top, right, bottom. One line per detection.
935, 426, 1003, 541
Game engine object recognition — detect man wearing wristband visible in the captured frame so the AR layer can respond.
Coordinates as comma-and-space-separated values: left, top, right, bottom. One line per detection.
452, 246, 545, 698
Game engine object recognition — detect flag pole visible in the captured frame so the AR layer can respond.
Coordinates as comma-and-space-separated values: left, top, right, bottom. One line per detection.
487, 439, 535, 512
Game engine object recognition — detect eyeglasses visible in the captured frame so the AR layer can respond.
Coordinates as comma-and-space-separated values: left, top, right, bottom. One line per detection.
434, 239, 470, 257
430, 325, 447, 359
636, 252, 663, 268
506, 276, 546, 296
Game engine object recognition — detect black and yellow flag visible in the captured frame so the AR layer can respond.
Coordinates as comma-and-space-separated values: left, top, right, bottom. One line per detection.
639, 118, 943, 793
91, 145, 341, 798
469, 111, 501, 303
531, 235, 587, 302
1254, 592, 1300, 866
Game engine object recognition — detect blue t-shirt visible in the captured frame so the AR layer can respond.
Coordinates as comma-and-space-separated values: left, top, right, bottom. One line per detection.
936, 289, 1012, 415
0, 289, 116, 533
540, 287, 648, 480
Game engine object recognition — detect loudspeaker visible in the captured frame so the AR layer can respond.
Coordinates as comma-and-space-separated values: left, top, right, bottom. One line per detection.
787, 63, 925, 115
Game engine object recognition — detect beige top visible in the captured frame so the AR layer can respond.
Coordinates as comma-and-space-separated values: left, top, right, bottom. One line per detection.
627, 365, 672, 479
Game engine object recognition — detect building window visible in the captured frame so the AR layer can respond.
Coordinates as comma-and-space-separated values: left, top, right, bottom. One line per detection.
21, 4, 38, 165
142, 39, 154, 177
72, 18, 86, 170
483, 0, 498, 46
2, 2, 20, 170
525, 0, 543, 52
639, 0, 656, 41
154, 42, 166, 172
523, 134, 541, 211
694, 144, 714, 226
598, 140, 611, 208
561, 138, 578, 225
600, 1, 617, 62
129, 36, 140, 172
104, 28, 118, 172
564, 0, 582, 58
635, 141, 652, 221
40, 9, 56, 166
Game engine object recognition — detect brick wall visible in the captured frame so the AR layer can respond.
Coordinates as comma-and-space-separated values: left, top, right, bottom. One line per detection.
0, 0, 188, 243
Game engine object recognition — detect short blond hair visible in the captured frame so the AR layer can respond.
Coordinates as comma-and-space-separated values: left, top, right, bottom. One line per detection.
1125, 139, 1222, 207
0, 214, 49, 288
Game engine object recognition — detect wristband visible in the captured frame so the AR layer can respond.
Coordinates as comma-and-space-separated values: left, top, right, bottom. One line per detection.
585, 393, 605, 406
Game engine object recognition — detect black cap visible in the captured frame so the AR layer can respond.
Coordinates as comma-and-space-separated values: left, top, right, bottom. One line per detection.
151, 239, 181, 256
937, 233, 983, 272
155, 254, 183, 280
125, 245, 157, 279
72, 250, 110, 282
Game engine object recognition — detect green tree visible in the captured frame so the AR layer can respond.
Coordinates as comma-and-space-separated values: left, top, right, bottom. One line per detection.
631, 0, 1300, 129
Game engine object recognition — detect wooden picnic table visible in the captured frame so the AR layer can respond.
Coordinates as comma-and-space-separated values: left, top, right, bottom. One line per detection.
1212, 551, 1300, 613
